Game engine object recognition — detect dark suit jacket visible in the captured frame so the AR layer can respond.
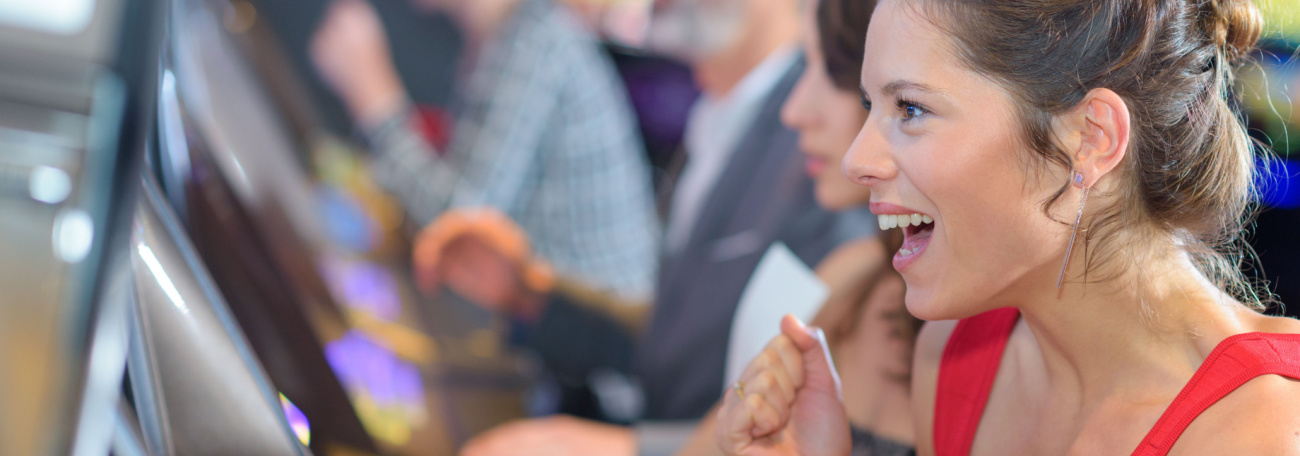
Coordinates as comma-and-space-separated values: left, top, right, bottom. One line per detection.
522, 56, 864, 421
633, 57, 849, 420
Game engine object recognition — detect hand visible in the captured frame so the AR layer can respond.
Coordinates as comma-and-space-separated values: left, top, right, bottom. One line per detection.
715, 315, 851, 456
413, 208, 553, 318
310, 0, 407, 127
460, 416, 635, 456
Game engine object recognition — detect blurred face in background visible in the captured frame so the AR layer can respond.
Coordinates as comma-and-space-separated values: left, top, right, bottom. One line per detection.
645, 0, 746, 62
780, 0, 872, 211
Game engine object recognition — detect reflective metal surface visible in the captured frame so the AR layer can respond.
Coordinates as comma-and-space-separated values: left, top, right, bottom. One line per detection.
128, 174, 307, 456
0, 0, 161, 453
162, 1, 381, 453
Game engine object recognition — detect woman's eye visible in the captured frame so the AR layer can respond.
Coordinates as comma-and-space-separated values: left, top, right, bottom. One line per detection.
898, 100, 928, 122
860, 94, 872, 112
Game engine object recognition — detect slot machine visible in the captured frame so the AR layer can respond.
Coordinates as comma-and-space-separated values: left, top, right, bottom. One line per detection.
0, 0, 163, 453
153, 0, 532, 454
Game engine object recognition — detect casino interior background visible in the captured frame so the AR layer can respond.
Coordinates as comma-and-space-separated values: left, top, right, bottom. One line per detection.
0, 0, 1298, 455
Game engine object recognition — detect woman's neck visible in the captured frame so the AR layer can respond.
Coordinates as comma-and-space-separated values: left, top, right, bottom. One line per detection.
1012, 250, 1255, 403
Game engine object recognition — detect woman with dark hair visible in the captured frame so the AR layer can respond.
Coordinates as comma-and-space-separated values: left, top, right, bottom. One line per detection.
676, 0, 920, 454
717, 0, 1300, 455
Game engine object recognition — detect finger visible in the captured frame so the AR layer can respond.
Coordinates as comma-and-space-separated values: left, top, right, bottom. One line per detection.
745, 371, 791, 426
780, 314, 819, 351
740, 353, 795, 406
780, 315, 842, 398
739, 341, 804, 410
767, 335, 805, 392
414, 212, 471, 259
745, 392, 785, 438
718, 387, 756, 454
739, 335, 802, 385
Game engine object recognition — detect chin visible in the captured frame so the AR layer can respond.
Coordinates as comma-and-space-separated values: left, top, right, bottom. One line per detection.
903, 286, 945, 321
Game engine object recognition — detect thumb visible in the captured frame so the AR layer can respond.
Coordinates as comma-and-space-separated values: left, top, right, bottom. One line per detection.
780, 315, 841, 399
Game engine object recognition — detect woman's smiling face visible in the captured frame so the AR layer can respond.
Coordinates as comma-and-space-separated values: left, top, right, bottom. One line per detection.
845, 0, 1076, 320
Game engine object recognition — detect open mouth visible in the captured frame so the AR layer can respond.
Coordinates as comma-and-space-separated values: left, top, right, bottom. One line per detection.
877, 213, 935, 271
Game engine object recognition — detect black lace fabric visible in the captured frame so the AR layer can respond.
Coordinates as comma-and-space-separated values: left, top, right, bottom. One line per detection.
850, 425, 916, 456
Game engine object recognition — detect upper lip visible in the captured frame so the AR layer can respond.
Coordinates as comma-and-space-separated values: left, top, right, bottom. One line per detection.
869, 202, 929, 216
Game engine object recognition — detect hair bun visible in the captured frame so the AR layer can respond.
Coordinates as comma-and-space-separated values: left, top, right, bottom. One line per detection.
1206, 0, 1264, 61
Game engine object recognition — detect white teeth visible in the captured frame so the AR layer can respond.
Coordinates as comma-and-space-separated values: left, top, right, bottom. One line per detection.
876, 213, 933, 231
899, 247, 913, 256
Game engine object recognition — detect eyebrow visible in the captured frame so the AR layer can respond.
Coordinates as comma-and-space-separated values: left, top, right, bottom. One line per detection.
859, 79, 946, 98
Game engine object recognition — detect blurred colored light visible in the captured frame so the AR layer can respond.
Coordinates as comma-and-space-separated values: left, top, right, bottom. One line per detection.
324, 330, 427, 446
53, 208, 93, 263
318, 255, 403, 321
1257, 157, 1300, 209
29, 165, 71, 204
315, 185, 378, 252
278, 393, 311, 446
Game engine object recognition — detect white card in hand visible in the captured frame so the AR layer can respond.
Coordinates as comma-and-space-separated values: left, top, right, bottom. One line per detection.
724, 242, 829, 389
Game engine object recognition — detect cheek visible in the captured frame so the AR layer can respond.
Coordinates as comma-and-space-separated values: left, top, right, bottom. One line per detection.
901, 125, 1064, 309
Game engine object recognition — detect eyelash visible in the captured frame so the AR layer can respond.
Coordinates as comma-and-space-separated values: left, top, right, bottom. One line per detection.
897, 98, 929, 122
860, 94, 930, 123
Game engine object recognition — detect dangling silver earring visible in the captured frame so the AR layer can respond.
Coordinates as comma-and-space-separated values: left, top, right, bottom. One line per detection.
1056, 171, 1090, 289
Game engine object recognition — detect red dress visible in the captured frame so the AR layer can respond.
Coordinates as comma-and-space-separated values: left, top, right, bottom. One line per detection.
933, 308, 1300, 456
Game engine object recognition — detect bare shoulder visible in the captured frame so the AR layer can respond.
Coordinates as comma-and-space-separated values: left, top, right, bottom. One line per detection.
911, 319, 959, 456
1169, 374, 1300, 455
1255, 312, 1300, 334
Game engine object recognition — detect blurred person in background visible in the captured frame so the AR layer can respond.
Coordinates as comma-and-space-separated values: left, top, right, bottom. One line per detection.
674, 0, 920, 454
408, 0, 873, 454
414, 0, 874, 454
310, 0, 661, 301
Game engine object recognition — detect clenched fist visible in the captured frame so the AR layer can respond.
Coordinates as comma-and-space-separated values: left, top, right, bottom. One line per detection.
716, 315, 852, 456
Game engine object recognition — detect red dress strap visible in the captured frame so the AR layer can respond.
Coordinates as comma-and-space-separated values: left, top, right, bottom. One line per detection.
1131, 332, 1300, 456
933, 307, 1020, 456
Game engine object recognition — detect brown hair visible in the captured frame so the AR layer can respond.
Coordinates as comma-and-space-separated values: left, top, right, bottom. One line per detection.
817, 0, 877, 91
914, 0, 1270, 308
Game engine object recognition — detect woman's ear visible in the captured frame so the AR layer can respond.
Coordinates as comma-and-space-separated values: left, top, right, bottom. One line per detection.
1071, 88, 1130, 188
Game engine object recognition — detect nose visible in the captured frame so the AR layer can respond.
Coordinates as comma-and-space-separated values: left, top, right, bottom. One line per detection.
842, 117, 897, 189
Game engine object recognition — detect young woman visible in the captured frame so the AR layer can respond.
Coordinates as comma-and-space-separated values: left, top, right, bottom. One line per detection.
716, 0, 1300, 455
677, 0, 920, 454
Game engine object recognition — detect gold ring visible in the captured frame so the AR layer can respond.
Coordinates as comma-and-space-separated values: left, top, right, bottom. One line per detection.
733, 381, 745, 400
